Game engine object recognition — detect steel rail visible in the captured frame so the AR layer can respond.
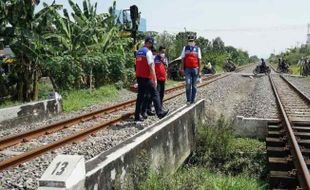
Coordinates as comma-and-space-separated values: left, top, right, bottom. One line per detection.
269, 74, 310, 189
0, 74, 221, 151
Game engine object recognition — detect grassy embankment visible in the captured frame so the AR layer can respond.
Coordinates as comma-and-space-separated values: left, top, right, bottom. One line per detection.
137, 117, 268, 190
0, 80, 183, 111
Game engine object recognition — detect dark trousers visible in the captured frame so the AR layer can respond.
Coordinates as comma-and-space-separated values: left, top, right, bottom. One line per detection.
135, 77, 163, 119
157, 80, 165, 106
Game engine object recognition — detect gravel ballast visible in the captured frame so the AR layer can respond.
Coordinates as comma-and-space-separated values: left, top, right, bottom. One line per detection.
0, 70, 279, 190
236, 75, 279, 119
283, 75, 310, 98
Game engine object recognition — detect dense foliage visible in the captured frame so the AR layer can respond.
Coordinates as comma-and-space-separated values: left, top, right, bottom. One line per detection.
0, 0, 133, 102
0, 1, 254, 103
156, 32, 252, 68
269, 45, 310, 65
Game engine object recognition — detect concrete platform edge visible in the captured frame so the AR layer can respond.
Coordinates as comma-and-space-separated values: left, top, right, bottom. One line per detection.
84, 99, 205, 190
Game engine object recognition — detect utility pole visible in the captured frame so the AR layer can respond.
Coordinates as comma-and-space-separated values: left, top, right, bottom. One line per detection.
307, 23, 310, 48
184, 27, 187, 47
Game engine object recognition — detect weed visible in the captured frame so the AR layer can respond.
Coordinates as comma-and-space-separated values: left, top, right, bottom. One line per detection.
61, 85, 119, 112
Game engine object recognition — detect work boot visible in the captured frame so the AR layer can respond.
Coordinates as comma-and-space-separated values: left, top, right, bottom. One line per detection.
134, 115, 144, 122
158, 110, 169, 119
147, 110, 156, 116
141, 113, 148, 120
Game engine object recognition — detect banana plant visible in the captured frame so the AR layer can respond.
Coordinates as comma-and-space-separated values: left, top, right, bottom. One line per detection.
1, 0, 61, 101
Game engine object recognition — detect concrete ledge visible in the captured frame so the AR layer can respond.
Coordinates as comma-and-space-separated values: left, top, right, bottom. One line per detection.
234, 116, 280, 139
84, 99, 205, 190
0, 96, 62, 127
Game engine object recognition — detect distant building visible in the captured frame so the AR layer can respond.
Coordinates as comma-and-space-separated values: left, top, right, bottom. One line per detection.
139, 18, 146, 32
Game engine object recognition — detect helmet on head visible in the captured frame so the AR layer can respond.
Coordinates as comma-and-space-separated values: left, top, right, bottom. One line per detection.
187, 34, 196, 42
145, 36, 155, 45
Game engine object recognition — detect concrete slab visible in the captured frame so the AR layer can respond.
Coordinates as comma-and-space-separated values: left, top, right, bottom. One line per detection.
84, 100, 205, 190
234, 116, 280, 139
0, 96, 62, 127
38, 155, 85, 190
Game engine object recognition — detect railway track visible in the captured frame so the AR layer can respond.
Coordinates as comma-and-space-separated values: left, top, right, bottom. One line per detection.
0, 74, 224, 151
0, 71, 238, 171
267, 74, 310, 189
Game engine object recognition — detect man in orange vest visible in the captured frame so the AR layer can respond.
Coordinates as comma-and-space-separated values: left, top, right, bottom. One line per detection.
135, 37, 169, 122
180, 34, 201, 104
154, 46, 168, 106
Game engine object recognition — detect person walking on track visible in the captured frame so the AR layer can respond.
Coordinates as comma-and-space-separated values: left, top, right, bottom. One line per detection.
134, 37, 169, 122
180, 34, 202, 104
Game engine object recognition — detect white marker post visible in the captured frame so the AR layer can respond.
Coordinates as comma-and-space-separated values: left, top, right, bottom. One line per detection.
38, 155, 85, 190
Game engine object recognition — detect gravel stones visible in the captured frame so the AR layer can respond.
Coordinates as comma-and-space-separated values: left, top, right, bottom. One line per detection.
283, 75, 310, 98
236, 75, 279, 119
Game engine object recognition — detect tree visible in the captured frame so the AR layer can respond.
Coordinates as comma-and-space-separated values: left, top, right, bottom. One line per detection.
212, 37, 225, 52
42, 0, 131, 89
1, 0, 60, 101
156, 31, 177, 60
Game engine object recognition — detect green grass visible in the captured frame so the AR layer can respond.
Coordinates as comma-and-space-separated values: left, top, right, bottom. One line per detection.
290, 64, 300, 75
0, 84, 119, 112
138, 168, 264, 190
61, 85, 119, 112
38, 81, 54, 100
0, 100, 20, 109
215, 64, 224, 73
136, 117, 267, 190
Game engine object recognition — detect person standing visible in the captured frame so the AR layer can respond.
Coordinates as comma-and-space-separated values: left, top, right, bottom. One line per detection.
154, 46, 168, 106
134, 37, 169, 122
180, 34, 201, 104
142, 47, 157, 118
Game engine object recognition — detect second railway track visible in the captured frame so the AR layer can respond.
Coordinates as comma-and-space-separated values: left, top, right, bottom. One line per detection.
268, 74, 310, 189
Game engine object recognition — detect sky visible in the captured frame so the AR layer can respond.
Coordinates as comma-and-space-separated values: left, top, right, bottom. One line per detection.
38, 0, 310, 58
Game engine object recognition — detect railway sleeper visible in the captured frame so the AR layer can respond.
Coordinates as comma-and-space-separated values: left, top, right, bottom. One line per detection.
269, 170, 298, 189
269, 157, 310, 171
290, 117, 310, 124
266, 137, 287, 147
294, 132, 310, 139
268, 130, 285, 138
298, 139, 310, 148
268, 157, 295, 171
268, 124, 283, 131
267, 146, 290, 157
293, 126, 310, 132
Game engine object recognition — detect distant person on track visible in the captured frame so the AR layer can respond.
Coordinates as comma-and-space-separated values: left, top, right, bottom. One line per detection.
134, 36, 169, 122
180, 34, 202, 104
154, 46, 168, 106
260, 58, 266, 72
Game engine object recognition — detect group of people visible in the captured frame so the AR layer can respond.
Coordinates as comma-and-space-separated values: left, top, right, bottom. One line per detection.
134, 34, 201, 122
298, 57, 310, 76
277, 58, 289, 73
